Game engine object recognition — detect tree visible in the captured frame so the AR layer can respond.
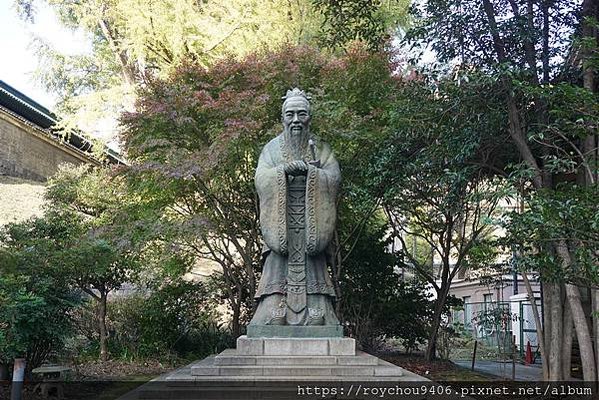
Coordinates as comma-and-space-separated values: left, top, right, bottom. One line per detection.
0, 212, 81, 370
369, 76, 511, 361
44, 165, 143, 361
18, 0, 409, 135
408, 0, 599, 379
107, 280, 231, 360
16, 0, 316, 135
119, 44, 401, 337
339, 217, 435, 352
312, 0, 410, 50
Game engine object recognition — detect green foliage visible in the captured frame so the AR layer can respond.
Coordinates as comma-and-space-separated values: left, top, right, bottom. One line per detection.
20, 0, 302, 132
373, 73, 512, 287
312, 0, 409, 50
20, 0, 409, 134
405, 0, 598, 288
473, 305, 516, 334
45, 165, 142, 296
106, 281, 232, 360
436, 312, 473, 361
0, 275, 77, 366
406, 0, 578, 77
363, 69, 514, 359
404, 0, 598, 191
339, 218, 434, 352
46, 164, 121, 218
463, 239, 501, 272
521, 81, 599, 178
0, 213, 81, 369
505, 184, 599, 285
0, 165, 150, 362
120, 44, 400, 334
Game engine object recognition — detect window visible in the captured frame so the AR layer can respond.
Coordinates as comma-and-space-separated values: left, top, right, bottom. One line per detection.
463, 296, 472, 327
483, 293, 493, 311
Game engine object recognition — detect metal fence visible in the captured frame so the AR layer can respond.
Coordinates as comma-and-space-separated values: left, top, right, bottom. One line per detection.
451, 300, 539, 357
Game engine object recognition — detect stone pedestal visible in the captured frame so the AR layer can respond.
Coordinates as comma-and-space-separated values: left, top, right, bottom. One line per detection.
246, 325, 343, 338
125, 336, 426, 400
187, 336, 404, 379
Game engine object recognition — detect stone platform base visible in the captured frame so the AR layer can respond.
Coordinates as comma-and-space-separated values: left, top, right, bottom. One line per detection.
125, 336, 426, 399
233, 336, 356, 356
187, 336, 402, 379
247, 325, 343, 338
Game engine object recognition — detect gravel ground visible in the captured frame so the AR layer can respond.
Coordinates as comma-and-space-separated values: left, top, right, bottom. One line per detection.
0, 359, 178, 400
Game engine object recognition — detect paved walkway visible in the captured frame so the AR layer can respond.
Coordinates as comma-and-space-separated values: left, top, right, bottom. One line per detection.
452, 360, 543, 381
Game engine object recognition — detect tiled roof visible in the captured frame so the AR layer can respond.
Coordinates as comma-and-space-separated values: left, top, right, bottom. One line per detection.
0, 80, 58, 128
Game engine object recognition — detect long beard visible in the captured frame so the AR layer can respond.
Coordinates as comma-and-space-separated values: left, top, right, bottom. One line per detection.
284, 129, 309, 160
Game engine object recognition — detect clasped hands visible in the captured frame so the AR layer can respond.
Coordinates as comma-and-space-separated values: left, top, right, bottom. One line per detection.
284, 160, 320, 176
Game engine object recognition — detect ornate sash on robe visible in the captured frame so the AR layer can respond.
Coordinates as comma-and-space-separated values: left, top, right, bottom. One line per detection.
255, 134, 340, 258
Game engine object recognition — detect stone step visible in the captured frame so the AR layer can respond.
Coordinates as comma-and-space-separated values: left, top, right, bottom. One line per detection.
337, 353, 379, 366
122, 357, 426, 400
213, 349, 379, 367
215, 354, 337, 366
191, 358, 403, 377
247, 325, 343, 338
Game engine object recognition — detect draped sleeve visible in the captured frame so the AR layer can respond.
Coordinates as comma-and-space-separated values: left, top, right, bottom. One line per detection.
305, 142, 340, 256
255, 138, 288, 255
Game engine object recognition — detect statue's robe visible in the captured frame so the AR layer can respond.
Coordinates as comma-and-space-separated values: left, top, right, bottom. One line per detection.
251, 133, 340, 326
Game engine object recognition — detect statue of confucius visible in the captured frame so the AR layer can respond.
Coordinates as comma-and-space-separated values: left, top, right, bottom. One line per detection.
250, 88, 341, 330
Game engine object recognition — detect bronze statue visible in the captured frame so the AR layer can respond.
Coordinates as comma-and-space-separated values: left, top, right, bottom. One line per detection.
250, 88, 341, 330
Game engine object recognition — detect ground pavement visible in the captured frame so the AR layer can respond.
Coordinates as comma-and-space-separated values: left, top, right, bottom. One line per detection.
452, 360, 543, 381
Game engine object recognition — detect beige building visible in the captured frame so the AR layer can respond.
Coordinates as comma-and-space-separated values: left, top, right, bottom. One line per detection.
448, 272, 541, 351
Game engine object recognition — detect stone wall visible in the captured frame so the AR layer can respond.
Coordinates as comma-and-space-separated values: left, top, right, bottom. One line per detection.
0, 175, 45, 225
0, 109, 94, 181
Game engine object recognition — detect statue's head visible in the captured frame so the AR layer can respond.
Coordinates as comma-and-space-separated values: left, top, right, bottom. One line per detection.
282, 88, 311, 137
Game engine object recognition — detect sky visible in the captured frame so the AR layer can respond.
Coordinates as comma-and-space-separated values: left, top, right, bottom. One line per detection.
0, 0, 121, 148
0, 0, 91, 110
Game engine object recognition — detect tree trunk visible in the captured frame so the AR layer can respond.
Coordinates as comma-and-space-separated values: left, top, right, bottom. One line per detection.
425, 288, 448, 361
541, 0, 550, 83
557, 242, 596, 381
481, 0, 544, 189
582, 0, 597, 94
231, 296, 242, 338
548, 283, 563, 380
98, 292, 108, 362
564, 282, 596, 381
97, 18, 136, 87
331, 231, 344, 320
562, 298, 573, 380
593, 289, 599, 381
580, 0, 597, 381
542, 281, 552, 368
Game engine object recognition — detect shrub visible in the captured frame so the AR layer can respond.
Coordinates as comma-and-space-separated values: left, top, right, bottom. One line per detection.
340, 221, 435, 352
0, 216, 81, 371
103, 281, 232, 360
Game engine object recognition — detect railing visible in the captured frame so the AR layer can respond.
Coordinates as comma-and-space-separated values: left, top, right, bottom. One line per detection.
451, 300, 538, 357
